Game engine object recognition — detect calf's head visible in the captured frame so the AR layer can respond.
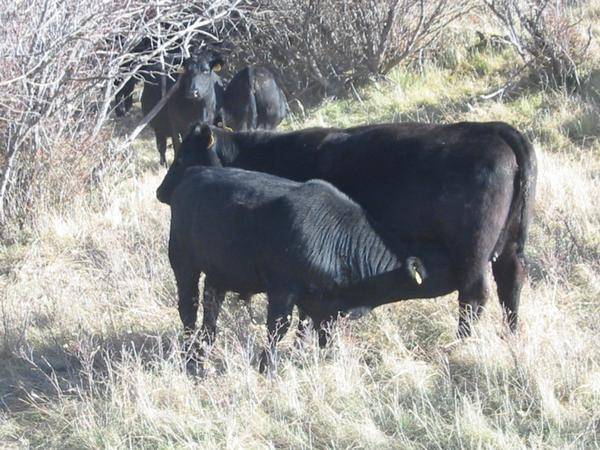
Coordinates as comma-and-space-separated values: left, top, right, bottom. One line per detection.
156, 123, 222, 204
177, 49, 223, 101
333, 256, 428, 319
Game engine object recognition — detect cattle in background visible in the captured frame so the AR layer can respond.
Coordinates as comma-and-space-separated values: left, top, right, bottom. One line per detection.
112, 37, 154, 117
158, 121, 537, 340
158, 161, 452, 371
221, 66, 288, 131
141, 67, 173, 166
114, 76, 138, 117
141, 48, 224, 166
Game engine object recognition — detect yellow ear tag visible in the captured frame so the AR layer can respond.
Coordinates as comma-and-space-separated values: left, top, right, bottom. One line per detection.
217, 122, 234, 132
414, 271, 422, 285
207, 132, 215, 149
213, 63, 222, 72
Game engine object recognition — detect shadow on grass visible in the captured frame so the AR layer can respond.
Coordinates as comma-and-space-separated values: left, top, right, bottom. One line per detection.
0, 329, 179, 414
0, 293, 265, 415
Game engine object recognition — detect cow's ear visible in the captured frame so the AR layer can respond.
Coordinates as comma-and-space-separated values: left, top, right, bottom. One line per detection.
406, 256, 426, 285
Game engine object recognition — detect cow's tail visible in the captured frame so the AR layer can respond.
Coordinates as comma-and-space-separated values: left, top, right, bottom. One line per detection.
492, 122, 538, 259
248, 66, 258, 130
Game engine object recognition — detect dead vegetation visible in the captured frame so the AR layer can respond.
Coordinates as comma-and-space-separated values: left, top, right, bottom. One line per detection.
0, 1, 599, 448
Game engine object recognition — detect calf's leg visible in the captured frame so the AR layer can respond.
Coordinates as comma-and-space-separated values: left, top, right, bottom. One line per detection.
259, 291, 294, 373
313, 315, 337, 348
199, 283, 226, 355
174, 269, 200, 334
295, 307, 311, 341
173, 266, 201, 360
169, 238, 203, 371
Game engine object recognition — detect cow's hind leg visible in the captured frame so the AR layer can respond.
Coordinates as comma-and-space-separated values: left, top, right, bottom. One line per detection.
492, 242, 525, 333
457, 273, 491, 338
259, 290, 294, 373
171, 130, 182, 159
156, 132, 167, 167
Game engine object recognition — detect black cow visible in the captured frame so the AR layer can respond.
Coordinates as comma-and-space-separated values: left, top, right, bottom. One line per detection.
141, 49, 224, 166
220, 66, 288, 131
157, 121, 537, 341
112, 37, 155, 117
114, 76, 138, 117
158, 162, 452, 370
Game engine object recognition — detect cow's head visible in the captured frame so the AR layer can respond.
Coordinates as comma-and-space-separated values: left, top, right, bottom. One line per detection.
177, 49, 223, 101
156, 123, 222, 204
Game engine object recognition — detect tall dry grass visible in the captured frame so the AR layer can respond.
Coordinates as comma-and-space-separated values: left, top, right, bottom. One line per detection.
1, 9, 599, 449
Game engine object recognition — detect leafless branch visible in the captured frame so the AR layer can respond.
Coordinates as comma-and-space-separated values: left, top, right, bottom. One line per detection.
0, 0, 245, 228
483, 0, 591, 89
224, 0, 472, 104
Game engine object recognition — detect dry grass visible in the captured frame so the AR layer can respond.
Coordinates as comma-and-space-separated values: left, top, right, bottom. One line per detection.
1, 17, 599, 450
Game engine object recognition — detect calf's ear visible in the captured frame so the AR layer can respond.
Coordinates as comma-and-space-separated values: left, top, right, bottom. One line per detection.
191, 123, 214, 148
406, 256, 426, 285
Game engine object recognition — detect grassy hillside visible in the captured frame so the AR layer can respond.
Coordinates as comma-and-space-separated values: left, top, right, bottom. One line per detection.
1, 26, 599, 449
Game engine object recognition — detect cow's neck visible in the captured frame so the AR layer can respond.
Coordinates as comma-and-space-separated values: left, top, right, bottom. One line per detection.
342, 218, 405, 281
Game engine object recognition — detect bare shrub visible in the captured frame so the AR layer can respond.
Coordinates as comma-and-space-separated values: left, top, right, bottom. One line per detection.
483, 0, 592, 89
224, 0, 472, 104
0, 0, 244, 232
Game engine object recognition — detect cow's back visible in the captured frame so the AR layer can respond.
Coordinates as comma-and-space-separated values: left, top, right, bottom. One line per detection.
224, 122, 519, 252
222, 67, 254, 130
314, 123, 518, 248
253, 66, 288, 129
